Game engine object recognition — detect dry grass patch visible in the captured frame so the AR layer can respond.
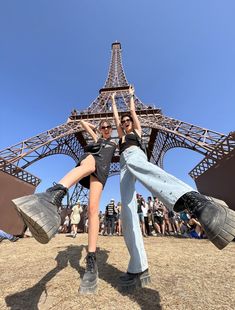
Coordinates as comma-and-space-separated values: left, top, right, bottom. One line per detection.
0, 234, 235, 310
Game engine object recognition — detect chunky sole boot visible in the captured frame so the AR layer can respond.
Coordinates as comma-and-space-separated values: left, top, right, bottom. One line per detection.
118, 269, 151, 292
12, 184, 68, 244
12, 193, 61, 244
174, 191, 235, 250
79, 275, 98, 294
79, 252, 98, 294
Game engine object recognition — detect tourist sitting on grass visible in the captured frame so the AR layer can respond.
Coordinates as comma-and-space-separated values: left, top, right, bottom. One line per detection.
188, 215, 203, 239
0, 229, 19, 242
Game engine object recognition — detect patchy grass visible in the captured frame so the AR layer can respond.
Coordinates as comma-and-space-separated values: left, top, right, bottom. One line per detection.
0, 234, 235, 310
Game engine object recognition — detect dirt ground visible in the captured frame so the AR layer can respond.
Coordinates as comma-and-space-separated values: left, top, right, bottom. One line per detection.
0, 234, 234, 310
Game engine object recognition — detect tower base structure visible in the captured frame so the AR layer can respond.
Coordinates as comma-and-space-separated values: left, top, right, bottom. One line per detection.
0, 167, 38, 235
195, 149, 235, 211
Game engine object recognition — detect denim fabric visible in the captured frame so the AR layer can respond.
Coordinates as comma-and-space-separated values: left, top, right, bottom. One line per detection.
106, 216, 115, 235
138, 213, 144, 223
0, 229, 14, 240
120, 146, 194, 273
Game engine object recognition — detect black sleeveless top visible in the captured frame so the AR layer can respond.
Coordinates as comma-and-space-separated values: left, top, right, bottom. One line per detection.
119, 132, 140, 154
76, 138, 116, 189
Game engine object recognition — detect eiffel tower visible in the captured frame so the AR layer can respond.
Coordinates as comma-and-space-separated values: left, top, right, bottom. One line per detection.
0, 42, 235, 235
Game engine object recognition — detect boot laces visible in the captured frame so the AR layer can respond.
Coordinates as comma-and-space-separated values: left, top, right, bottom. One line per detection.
46, 183, 69, 207
184, 192, 204, 213
85, 254, 96, 273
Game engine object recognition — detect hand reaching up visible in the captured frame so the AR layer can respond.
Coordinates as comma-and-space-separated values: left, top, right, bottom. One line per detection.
111, 92, 116, 101
129, 85, 135, 96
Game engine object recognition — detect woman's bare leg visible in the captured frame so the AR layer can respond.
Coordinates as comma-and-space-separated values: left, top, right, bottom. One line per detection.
118, 219, 122, 235
71, 224, 75, 234
154, 222, 161, 234
87, 176, 103, 252
59, 155, 96, 188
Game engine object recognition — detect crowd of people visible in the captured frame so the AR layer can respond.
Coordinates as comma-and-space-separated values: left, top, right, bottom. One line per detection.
0, 196, 206, 244
58, 195, 206, 240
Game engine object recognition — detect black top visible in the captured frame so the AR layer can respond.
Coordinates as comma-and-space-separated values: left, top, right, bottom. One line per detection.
96, 138, 116, 165
76, 138, 116, 189
137, 198, 143, 214
119, 132, 140, 154
106, 202, 116, 217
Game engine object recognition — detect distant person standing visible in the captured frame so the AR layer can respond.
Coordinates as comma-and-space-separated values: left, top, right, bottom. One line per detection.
147, 196, 154, 235
168, 210, 180, 235
137, 194, 147, 237
161, 202, 171, 235
142, 198, 150, 236
70, 202, 82, 238
105, 199, 116, 236
61, 215, 70, 233
116, 202, 122, 236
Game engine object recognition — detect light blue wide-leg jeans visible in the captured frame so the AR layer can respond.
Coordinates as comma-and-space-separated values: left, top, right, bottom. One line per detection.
120, 146, 194, 273
120, 156, 148, 273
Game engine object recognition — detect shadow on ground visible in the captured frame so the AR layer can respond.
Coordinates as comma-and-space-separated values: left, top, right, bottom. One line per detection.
5, 245, 161, 310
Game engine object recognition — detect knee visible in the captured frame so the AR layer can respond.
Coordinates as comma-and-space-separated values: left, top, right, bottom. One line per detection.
88, 163, 96, 174
88, 205, 99, 218
91, 161, 96, 172
80, 158, 96, 174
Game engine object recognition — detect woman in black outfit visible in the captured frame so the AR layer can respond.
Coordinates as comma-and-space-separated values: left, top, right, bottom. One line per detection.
13, 119, 116, 294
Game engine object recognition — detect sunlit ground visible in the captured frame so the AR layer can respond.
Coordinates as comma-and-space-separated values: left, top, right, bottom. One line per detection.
0, 234, 234, 310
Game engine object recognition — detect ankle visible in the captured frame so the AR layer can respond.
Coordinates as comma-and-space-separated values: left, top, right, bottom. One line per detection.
87, 252, 96, 260
47, 183, 68, 192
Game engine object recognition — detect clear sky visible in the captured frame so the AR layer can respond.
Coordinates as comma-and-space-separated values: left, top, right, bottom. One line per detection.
0, 1, 234, 211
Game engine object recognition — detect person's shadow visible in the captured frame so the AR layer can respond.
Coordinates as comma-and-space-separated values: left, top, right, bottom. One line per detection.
5, 245, 84, 310
5, 245, 161, 310
94, 248, 161, 310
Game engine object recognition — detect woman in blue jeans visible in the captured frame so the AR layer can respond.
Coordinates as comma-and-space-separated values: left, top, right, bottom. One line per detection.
111, 87, 235, 290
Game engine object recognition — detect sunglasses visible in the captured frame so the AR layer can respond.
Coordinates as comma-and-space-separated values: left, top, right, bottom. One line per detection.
101, 125, 112, 130
121, 119, 131, 125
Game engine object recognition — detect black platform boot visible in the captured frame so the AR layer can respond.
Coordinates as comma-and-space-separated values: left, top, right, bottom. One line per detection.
174, 191, 235, 249
12, 183, 68, 244
79, 252, 98, 294
118, 269, 151, 292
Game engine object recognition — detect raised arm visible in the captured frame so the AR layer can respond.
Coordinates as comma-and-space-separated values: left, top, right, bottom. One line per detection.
111, 93, 124, 138
80, 120, 98, 142
189, 218, 202, 227
86, 122, 97, 130
129, 86, 142, 136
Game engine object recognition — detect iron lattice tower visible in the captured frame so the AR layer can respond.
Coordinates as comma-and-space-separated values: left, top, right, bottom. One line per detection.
0, 42, 234, 207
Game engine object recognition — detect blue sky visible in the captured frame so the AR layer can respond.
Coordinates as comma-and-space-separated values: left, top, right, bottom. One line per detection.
0, 1, 234, 211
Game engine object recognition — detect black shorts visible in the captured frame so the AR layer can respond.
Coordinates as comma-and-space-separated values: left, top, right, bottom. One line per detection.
153, 214, 164, 225
76, 153, 110, 189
